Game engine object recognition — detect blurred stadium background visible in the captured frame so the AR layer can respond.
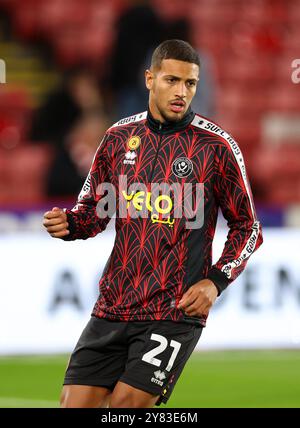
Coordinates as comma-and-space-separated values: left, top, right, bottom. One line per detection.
0, 0, 300, 408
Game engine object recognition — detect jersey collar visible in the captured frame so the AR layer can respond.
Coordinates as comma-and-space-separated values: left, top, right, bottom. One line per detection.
146, 106, 195, 135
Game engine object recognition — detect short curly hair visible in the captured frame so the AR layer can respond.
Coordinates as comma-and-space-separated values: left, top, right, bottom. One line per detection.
151, 39, 200, 70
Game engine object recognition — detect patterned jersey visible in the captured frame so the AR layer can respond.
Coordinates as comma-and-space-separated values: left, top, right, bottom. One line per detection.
63, 108, 263, 327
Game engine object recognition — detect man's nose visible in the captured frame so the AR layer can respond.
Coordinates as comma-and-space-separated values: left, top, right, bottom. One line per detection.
175, 81, 187, 98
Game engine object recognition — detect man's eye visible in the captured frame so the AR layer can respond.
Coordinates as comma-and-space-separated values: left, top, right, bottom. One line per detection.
167, 78, 175, 83
187, 81, 196, 87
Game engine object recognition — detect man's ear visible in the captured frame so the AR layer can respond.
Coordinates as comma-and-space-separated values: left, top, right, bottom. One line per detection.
145, 69, 154, 90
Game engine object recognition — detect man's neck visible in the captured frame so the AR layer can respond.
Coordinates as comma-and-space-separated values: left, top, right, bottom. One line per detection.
146, 105, 195, 135
148, 102, 165, 123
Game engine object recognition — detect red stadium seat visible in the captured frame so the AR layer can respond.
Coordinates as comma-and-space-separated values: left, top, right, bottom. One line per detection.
194, 29, 230, 57
37, 0, 91, 37
0, 144, 54, 204
51, 28, 82, 67
218, 86, 269, 116
151, 0, 190, 21
0, 0, 18, 11
79, 26, 114, 64
250, 144, 300, 203
218, 54, 276, 86
268, 86, 300, 113
0, 89, 32, 144
218, 114, 261, 150
268, 179, 300, 204
287, 0, 300, 24
281, 24, 300, 52
11, 0, 39, 40
188, 0, 237, 26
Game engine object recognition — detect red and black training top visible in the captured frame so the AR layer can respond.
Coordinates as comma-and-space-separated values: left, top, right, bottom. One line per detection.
63, 108, 263, 327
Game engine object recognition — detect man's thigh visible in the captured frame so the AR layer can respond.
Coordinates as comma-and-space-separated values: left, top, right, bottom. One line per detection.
63, 316, 128, 396
109, 382, 159, 408
118, 320, 203, 406
60, 384, 111, 408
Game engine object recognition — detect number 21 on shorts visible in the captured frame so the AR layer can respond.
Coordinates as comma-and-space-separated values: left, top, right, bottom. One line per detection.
142, 334, 181, 371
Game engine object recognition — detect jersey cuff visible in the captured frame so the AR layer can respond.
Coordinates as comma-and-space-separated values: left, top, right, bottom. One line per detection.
207, 267, 231, 296
61, 209, 77, 241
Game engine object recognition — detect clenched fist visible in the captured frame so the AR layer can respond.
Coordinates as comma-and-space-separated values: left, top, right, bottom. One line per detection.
177, 279, 218, 318
43, 207, 70, 238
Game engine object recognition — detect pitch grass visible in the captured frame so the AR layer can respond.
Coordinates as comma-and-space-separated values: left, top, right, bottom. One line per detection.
0, 350, 300, 408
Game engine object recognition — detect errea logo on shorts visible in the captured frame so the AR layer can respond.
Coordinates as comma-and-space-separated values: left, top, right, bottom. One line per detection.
151, 370, 166, 386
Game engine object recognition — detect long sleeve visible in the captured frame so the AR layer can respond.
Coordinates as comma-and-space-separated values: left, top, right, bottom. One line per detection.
207, 140, 263, 295
62, 133, 113, 240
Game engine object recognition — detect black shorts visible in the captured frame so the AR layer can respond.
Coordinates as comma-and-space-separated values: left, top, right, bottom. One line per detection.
63, 315, 203, 406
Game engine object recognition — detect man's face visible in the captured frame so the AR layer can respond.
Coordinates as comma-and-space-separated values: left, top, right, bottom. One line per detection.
145, 59, 199, 122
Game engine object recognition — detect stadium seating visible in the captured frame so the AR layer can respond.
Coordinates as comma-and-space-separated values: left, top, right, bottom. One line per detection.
0, 0, 299, 205
0, 143, 54, 204
0, 88, 31, 145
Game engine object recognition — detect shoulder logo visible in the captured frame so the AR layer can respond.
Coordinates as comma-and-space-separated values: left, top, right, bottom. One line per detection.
110, 111, 147, 129
78, 173, 91, 199
172, 157, 193, 178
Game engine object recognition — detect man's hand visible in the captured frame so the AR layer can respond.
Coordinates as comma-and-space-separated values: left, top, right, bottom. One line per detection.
43, 207, 70, 238
177, 279, 218, 317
